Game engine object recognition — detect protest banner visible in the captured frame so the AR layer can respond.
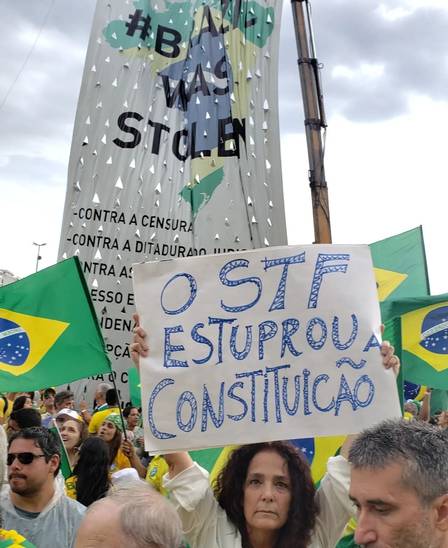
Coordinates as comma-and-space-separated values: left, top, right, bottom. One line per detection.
133, 244, 401, 453
370, 226, 430, 319
58, 0, 287, 403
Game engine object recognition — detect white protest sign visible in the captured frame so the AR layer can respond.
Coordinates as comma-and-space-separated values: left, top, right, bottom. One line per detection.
133, 245, 401, 453
58, 0, 287, 404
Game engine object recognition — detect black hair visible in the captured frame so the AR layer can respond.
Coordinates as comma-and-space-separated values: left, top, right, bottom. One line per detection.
215, 441, 317, 548
105, 389, 119, 407
12, 395, 29, 412
8, 427, 61, 476
10, 408, 42, 429
122, 405, 138, 419
73, 437, 111, 506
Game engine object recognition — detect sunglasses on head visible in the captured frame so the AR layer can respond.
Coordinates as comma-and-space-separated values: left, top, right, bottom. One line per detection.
7, 452, 46, 466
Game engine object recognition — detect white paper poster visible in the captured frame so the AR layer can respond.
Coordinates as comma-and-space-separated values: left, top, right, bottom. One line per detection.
133, 245, 401, 453
58, 0, 287, 402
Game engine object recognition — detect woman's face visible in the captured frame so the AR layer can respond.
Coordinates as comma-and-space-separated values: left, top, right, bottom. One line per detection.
60, 419, 82, 451
243, 450, 292, 538
127, 408, 140, 428
24, 397, 33, 409
43, 393, 55, 408
98, 420, 118, 443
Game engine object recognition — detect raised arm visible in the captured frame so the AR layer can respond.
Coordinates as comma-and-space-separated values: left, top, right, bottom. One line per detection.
130, 313, 194, 478
163, 452, 194, 479
340, 338, 400, 458
419, 389, 431, 422
130, 313, 148, 373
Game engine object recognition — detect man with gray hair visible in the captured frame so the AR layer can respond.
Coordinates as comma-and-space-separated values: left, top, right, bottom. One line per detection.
348, 419, 448, 548
79, 382, 113, 431
74, 480, 183, 547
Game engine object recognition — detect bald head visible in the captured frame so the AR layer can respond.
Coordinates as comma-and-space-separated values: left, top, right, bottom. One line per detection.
75, 480, 183, 548
75, 499, 127, 548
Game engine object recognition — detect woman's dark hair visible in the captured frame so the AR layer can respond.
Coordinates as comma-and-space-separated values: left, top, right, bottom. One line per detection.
73, 437, 110, 506
10, 408, 41, 429
122, 405, 138, 420
214, 441, 318, 548
12, 395, 29, 412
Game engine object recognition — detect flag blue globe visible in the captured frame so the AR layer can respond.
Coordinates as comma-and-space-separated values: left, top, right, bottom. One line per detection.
404, 380, 421, 400
291, 437, 315, 465
0, 318, 30, 366
420, 306, 448, 355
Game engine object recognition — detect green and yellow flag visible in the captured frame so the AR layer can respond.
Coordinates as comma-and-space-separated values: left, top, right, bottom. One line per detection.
0, 258, 111, 391
384, 294, 448, 389
369, 226, 430, 318
129, 367, 142, 408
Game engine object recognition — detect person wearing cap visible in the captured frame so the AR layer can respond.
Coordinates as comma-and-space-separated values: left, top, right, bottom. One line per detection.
60, 418, 88, 470
96, 414, 132, 473
54, 408, 84, 427
40, 388, 56, 428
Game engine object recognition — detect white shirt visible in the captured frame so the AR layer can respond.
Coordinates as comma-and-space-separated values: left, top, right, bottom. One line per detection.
1, 485, 85, 548
164, 456, 353, 548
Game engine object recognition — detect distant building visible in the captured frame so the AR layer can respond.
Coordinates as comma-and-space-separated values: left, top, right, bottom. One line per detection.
0, 270, 20, 286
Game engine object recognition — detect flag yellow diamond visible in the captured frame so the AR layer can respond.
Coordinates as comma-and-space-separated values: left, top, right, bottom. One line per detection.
374, 268, 408, 302
0, 308, 69, 376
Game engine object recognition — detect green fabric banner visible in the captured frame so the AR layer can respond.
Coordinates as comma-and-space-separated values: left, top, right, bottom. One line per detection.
385, 294, 448, 390
369, 226, 430, 320
0, 258, 111, 391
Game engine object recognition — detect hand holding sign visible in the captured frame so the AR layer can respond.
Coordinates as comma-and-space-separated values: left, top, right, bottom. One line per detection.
132, 245, 401, 454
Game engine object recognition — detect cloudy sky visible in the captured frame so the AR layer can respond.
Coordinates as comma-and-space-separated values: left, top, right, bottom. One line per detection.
1, 0, 447, 294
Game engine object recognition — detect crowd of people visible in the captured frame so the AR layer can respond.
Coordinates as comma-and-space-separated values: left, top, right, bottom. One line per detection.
1, 331, 448, 548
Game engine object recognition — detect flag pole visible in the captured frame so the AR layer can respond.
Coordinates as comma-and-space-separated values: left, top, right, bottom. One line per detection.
291, 0, 331, 243
111, 374, 128, 441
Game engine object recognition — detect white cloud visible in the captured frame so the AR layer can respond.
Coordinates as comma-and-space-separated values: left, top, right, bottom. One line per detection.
1, 0, 447, 302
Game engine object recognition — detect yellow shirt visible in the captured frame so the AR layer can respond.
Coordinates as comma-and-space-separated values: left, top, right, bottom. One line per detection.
88, 406, 120, 434
145, 455, 169, 496
111, 448, 131, 472
65, 475, 77, 500
0, 397, 12, 422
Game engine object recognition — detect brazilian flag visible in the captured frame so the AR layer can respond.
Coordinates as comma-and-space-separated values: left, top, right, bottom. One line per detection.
0, 258, 111, 391
369, 226, 430, 319
384, 294, 448, 389
129, 366, 142, 408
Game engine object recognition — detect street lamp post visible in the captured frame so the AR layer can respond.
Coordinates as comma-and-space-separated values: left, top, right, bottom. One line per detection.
33, 242, 47, 272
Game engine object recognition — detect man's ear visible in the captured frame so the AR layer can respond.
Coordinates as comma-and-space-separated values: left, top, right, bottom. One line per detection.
48, 454, 60, 475
433, 494, 448, 531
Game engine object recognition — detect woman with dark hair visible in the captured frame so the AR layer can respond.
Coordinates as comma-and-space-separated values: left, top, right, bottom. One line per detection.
65, 437, 111, 506
11, 395, 33, 413
96, 413, 131, 472
215, 442, 317, 548
60, 418, 88, 469
162, 440, 349, 548
131, 318, 401, 548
